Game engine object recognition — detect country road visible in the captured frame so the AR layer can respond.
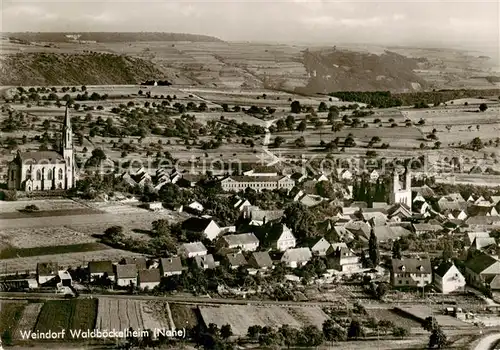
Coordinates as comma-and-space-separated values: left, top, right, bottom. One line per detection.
0, 291, 343, 307
474, 333, 500, 350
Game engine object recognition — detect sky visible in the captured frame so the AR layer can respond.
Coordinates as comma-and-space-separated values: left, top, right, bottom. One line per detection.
1, 0, 499, 53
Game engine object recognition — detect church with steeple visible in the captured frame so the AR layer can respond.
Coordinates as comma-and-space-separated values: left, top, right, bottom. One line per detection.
7, 107, 75, 192
389, 167, 412, 206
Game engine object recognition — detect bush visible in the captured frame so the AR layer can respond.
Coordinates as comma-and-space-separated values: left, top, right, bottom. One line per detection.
24, 204, 40, 212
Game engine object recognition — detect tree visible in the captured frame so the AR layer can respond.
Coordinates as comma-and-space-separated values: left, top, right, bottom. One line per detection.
323, 319, 346, 342
392, 239, 402, 259
248, 325, 263, 340
429, 327, 447, 349
318, 101, 328, 112
152, 219, 171, 236
392, 326, 409, 339
283, 203, 315, 239
294, 136, 306, 148
423, 316, 438, 332
347, 320, 362, 339
442, 240, 454, 261
471, 137, 484, 151
368, 228, 380, 266
285, 115, 295, 130
479, 103, 488, 112
273, 136, 286, 148
297, 120, 307, 133
378, 320, 394, 335
291, 100, 302, 113
374, 282, 389, 300
220, 324, 233, 340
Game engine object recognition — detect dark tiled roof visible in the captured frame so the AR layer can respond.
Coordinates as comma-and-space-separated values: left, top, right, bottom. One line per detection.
160, 257, 183, 273
391, 258, 432, 274
434, 261, 455, 277
115, 264, 137, 279
120, 257, 147, 270
250, 251, 273, 268
19, 151, 65, 165
138, 268, 161, 283
181, 217, 215, 232
226, 253, 247, 267
221, 233, 259, 246
464, 253, 498, 274
88, 261, 113, 274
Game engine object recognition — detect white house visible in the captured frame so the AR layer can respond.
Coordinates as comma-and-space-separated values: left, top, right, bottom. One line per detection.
181, 217, 221, 241
331, 246, 362, 272
268, 224, 296, 251
281, 248, 312, 268
178, 242, 208, 258
369, 170, 380, 182
115, 264, 138, 287
187, 201, 204, 213
138, 269, 161, 290
159, 257, 183, 277
337, 168, 353, 180
37, 262, 59, 285
434, 261, 466, 294
148, 202, 163, 211
311, 237, 331, 256
88, 261, 115, 282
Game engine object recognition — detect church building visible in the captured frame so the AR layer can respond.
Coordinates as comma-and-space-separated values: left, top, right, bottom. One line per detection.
7, 107, 75, 192
389, 167, 412, 206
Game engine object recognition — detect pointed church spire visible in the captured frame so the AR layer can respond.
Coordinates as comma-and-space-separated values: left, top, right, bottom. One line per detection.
64, 105, 71, 129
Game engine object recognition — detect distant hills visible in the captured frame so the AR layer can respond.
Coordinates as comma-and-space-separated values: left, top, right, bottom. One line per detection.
0, 52, 165, 86
6, 32, 224, 43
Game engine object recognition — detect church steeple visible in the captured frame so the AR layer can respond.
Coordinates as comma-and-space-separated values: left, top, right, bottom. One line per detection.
61, 106, 74, 189
62, 106, 72, 151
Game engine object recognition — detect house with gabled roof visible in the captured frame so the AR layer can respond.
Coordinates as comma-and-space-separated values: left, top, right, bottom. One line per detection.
88, 260, 115, 282
387, 203, 412, 221
281, 248, 312, 268
195, 254, 217, 270
120, 257, 147, 270
225, 252, 247, 269
434, 261, 465, 294
115, 264, 137, 287
390, 258, 432, 288
465, 216, 500, 231
37, 262, 59, 285
181, 217, 221, 241
311, 237, 331, 256
265, 223, 296, 251
464, 252, 500, 290
331, 246, 362, 272
413, 223, 442, 235
138, 268, 161, 290
216, 233, 259, 252
466, 232, 491, 246
470, 237, 497, 252
159, 257, 183, 277
248, 251, 274, 271
178, 242, 208, 258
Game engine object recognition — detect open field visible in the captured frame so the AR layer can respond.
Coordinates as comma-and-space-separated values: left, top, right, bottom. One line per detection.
0, 199, 88, 213
365, 308, 422, 330
34, 299, 97, 336
15, 302, 43, 339
0, 248, 144, 275
199, 305, 302, 336
169, 303, 199, 329
96, 297, 167, 332
0, 242, 110, 260
286, 306, 329, 329
0, 226, 98, 249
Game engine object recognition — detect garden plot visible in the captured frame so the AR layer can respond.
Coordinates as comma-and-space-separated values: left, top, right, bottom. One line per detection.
96, 298, 168, 332
199, 305, 301, 336
15, 302, 43, 339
